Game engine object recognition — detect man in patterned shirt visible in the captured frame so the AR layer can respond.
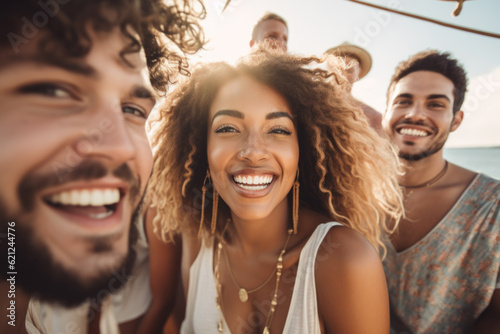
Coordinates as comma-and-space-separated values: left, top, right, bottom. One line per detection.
382, 50, 500, 333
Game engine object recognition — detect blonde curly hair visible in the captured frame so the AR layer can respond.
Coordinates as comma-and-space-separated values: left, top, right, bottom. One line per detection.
149, 50, 403, 256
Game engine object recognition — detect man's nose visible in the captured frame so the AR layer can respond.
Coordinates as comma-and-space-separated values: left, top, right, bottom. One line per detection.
73, 102, 136, 168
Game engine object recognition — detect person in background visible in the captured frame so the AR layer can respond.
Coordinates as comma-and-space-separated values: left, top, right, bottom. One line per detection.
325, 42, 383, 133
149, 49, 404, 333
0, 0, 205, 333
382, 50, 500, 334
250, 12, 288, 52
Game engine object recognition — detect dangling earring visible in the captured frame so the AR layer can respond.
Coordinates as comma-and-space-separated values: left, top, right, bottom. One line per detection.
198, 171, 210, 239
292, 169, 300, 234
211, 187, 219, 235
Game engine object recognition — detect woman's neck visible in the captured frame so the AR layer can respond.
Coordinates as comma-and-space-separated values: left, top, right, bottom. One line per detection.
227, 199, 291, 257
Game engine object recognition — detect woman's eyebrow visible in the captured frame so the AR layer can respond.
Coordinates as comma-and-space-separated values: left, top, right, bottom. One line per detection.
212, 109, 244, 124
266, 111, 293, 120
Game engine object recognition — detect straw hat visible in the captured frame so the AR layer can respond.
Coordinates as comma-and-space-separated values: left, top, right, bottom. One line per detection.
325, 42, 372, 79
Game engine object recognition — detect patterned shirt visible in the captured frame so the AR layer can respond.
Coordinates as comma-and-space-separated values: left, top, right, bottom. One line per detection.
383, 174, 500, 334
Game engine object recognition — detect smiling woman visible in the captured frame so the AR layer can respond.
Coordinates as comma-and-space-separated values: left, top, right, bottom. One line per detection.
149, 49, 404, 333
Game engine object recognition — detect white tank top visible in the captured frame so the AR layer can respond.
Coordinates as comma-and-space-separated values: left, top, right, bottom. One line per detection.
180, 222, 342, 334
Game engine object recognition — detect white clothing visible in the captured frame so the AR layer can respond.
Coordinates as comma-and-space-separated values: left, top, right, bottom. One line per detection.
25, 216, 152, 333
26, 297, 118, 334
180, 222, 342, 334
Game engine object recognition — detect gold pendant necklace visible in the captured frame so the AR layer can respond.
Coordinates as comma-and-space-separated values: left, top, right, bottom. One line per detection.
223, 244, 278, 302
214, 229, 293, 334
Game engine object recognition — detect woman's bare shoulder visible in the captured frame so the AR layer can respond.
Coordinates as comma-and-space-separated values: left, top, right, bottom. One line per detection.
313, 225, 390, 333
315, 224, 381, 273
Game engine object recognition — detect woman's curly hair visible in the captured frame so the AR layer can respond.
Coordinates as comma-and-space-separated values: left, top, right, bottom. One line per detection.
2, 0, 206, 95
149, 50, 404, 256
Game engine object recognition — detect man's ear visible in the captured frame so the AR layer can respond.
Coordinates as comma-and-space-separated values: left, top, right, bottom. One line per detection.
450, 110, 464, 132
249, 39, 255, 47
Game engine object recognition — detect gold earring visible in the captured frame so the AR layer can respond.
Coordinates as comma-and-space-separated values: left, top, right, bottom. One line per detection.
198, 171, 210, 239
293, 169, 300, 234
211, 188, 219, 235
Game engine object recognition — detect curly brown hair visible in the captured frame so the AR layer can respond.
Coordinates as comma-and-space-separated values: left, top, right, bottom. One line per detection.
149, 50, 403, 255
2, 0, 206, 95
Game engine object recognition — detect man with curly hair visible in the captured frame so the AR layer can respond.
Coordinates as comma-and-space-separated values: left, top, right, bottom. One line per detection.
0, 1, 205, 333
383, 50, 500, 333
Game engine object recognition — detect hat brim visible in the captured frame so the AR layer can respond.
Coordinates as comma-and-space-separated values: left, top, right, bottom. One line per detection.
326, 44, 372, 79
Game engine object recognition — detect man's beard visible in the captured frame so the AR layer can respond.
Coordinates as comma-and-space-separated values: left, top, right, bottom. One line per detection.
0, 160, 143, 307
397, 124, 450, 162
399, 140, 445, 161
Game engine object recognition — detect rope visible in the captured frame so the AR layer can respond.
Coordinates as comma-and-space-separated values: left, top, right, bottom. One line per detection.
345, 0, 500, 39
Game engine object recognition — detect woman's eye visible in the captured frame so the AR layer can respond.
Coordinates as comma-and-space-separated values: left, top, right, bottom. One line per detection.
215, 125, 238, 133
19, 83, 72, 98
122, 105, 147, 118
269, 127, 292, 135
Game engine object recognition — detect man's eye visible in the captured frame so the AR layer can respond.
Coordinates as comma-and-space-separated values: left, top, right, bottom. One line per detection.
215, 125, 238, 133
429, 103, 444, 108
19, 83, 72, 98
122, 105, 146, 118
395, 100, 410, 106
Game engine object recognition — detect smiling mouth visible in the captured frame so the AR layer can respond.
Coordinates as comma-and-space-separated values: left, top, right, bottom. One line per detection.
397, 127, 430, 137
232, 175, 274, 191
44, 188, 121, 220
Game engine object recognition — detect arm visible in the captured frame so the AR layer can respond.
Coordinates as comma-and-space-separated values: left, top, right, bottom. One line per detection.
316, 227, 389, 334
467, 289, 500, 334
132, 208, 182, 334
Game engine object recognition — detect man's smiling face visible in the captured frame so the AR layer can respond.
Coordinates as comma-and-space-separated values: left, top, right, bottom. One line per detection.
383, 71, 463, 161
0, 27, 154, 305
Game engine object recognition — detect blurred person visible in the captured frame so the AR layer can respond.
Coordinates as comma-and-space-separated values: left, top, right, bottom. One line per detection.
0, 0, 205, 333
250, 12, 288, 52
325, 42, 383, 133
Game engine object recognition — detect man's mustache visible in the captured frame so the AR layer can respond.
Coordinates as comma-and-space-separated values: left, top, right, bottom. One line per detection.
18, 160, 140, 212
397, 119, 428, 127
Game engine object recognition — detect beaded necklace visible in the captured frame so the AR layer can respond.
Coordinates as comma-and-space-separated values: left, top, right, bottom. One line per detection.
214, 229, 293, 334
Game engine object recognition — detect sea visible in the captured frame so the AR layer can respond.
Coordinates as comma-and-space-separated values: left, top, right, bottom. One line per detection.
444, 147, 500, 180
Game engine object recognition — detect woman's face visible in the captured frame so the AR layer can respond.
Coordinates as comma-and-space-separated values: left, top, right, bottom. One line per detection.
207, 75, 299, 222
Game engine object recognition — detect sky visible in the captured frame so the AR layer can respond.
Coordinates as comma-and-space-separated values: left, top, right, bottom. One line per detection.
191, 0, 500, 148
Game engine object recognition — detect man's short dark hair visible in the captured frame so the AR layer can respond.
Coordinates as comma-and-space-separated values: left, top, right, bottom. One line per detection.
387, 50, 468, 113
251, 12, 288, 41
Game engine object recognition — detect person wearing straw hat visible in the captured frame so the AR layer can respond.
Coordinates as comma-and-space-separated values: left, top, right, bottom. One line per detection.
325, 42, 383, 134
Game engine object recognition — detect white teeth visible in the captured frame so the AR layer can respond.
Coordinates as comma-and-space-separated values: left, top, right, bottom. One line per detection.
48, 188, 120, 206
80, 190, 91, 206
233, 175, 273, 185
89, 211, 114, 219
238, 184, 269, 191
90, 189, 104, 206
103, 189, 117, 204
400, 128, 428, 137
